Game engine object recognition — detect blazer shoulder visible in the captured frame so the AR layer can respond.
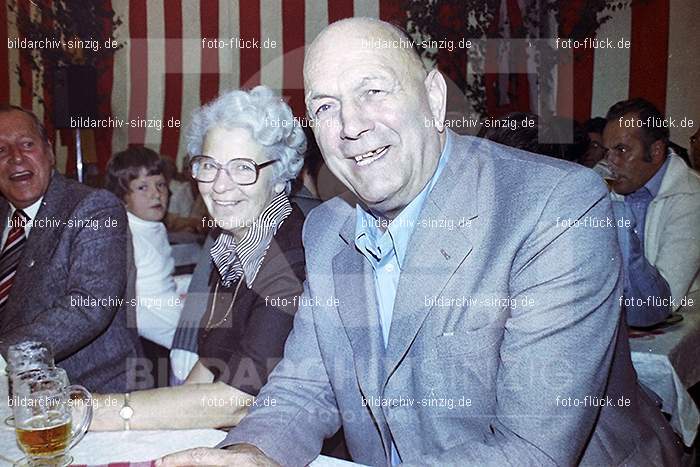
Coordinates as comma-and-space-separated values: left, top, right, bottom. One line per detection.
453, 134, 607, 203
76, 186, 125, 212
48, 174, 125, 214
664, 155, 700, 195
303, 193, 355, 248
458, 134, 576, 175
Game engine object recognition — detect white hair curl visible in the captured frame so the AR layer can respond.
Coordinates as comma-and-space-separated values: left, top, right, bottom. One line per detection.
186, 85, 306, 193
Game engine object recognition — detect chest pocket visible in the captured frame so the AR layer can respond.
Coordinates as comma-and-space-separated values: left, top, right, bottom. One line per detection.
435, 324, 504, 357
420, 303, 509, 359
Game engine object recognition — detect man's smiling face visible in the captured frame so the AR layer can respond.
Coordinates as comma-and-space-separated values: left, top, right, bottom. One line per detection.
304, 20, 446, 220
0, 110, 54, 208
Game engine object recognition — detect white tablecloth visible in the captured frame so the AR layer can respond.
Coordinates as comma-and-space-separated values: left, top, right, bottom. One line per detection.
630, 293, 700, 446
5, 297, 697, 460
0, 376, 358, 466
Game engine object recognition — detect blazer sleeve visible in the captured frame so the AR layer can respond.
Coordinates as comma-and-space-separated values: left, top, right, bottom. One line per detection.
405, 168, 625, 466
0, 191, 128, 361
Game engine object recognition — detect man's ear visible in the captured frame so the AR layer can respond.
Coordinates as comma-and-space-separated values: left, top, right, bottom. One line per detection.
274, 181, 285, 195
650, 140, 666, 164
424, 69, 447, 132
45, 143, 56, 166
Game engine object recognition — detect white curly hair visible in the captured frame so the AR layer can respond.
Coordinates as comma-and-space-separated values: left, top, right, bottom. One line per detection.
186, 85, 306, 193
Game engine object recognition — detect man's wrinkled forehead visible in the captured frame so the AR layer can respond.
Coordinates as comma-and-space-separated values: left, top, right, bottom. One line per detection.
605, 113, 647, 142
0, 109, 46, 142
304, 19, 423, 93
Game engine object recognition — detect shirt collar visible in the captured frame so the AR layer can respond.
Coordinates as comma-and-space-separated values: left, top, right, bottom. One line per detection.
354, 131, 452, 268
210, 193, 292, 288
127, 211, 164, 230
10, 197, 43, 221
643, 155, 670, 198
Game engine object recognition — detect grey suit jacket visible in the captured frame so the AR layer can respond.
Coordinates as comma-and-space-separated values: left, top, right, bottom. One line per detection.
0, 173, 143, 393
222, 132, 682, 466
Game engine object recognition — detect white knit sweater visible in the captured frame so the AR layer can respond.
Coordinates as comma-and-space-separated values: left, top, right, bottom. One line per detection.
128, 212, 183, 348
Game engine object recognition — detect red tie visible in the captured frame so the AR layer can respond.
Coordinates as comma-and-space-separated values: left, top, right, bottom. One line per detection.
0, 209, 28, 310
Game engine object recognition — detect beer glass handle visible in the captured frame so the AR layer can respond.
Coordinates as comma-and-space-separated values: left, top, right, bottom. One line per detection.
66, 384, 93, 449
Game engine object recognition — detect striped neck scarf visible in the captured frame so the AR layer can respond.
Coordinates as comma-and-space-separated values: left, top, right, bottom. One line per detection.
210, 193, 292, 288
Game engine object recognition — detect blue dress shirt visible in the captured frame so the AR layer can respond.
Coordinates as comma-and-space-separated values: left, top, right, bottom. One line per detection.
354, 133, 452, 464
612, 156, 672, 327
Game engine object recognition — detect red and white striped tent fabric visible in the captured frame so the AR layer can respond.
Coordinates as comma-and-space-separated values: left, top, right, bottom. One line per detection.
1, 0, 697, 173
0, 0, 404, 173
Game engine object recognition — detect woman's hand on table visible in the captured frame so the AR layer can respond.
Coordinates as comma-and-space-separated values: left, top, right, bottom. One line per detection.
88, 394, 125, 431
157, 445, 279, 466
88, 380, 252, 431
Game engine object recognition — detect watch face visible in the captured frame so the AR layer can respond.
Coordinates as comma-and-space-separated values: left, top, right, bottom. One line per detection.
119, 406, 134, 420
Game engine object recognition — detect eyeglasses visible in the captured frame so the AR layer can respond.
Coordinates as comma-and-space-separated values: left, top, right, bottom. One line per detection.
189, 155, 278, 185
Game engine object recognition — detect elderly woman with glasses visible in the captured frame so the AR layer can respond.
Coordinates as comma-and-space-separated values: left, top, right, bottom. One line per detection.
89, 86, 308, 431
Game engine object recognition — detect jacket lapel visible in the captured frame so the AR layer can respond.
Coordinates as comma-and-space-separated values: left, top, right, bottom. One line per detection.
11, 175, 70, 298
333, 215, 386, 395
0, 174, 66, 326
333, 214, 392, 459
0, 202, 9, 233
384, 142, 480, 385
20, 174, 68, 264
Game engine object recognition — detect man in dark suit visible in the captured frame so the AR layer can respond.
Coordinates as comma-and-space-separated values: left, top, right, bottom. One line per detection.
0, 105, 142, 392
162, 18, 682, 466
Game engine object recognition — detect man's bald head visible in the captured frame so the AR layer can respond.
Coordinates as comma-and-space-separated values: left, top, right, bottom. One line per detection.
304, 18, 426, 99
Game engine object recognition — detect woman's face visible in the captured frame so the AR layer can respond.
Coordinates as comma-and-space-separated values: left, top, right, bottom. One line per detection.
198, 126, 284, 239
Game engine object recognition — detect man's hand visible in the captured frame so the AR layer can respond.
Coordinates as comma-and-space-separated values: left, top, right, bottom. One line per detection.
157, 445, 279, 467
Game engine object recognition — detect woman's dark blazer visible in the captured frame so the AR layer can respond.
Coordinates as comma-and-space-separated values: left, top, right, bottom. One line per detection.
197, 204, 307, 396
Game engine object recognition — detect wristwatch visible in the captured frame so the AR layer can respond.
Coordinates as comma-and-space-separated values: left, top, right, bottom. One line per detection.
119, 392, 134, 431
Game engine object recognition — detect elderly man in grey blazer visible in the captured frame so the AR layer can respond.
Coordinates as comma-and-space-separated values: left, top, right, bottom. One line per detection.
161, 18, 682, 467
0, 106, 142, 393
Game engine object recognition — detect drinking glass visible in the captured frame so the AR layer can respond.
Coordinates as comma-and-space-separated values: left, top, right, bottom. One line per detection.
604, 175, 617, 191
7, 342, 54, 376
11, 367, 92, 467
5, 341, 55, 427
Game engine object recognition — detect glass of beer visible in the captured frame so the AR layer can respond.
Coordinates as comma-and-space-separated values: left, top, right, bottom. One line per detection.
5, 341, 55, 427
591, 159, 618, 191
604, 175, 617, 191
11, 367, 92, 466
7, 341, 55, 384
